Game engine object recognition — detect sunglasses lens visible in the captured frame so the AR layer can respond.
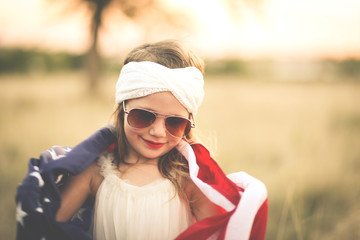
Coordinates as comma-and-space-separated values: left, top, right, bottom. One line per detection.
125, 107, 193, 137
166, 117, 191, 137
127, 109, 156, 128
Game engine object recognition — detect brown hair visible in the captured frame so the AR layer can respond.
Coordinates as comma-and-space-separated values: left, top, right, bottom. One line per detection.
124, 40, 204, 74
112, 40, 204, 198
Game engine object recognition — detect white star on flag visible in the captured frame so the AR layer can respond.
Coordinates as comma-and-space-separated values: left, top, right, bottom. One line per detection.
47, 148, 65, 160
71, 208, 86, 222
16, 202, 28, 227
29, 171, 44, 187
36, 207, 43, 213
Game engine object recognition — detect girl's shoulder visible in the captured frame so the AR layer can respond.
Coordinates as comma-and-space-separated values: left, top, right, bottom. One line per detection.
79, 152, 114, 197
183, 177, 197, 200
183, 177, 224, 221
82, 161, 103, 197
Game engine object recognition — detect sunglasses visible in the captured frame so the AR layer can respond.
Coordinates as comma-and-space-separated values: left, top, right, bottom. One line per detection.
123, 101, 195, 138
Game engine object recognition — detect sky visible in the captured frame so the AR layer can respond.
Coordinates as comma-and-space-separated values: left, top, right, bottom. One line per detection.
0, 0, 360, 60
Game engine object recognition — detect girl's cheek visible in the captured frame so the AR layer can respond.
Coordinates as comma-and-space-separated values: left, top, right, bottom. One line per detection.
125, 127, 147, 142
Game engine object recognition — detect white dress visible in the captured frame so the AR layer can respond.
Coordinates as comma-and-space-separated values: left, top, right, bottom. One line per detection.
93, 153, 194, 240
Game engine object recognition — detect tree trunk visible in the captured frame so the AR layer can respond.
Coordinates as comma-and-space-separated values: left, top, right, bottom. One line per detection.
86, 2, 104, 93
87, 43, 100, 93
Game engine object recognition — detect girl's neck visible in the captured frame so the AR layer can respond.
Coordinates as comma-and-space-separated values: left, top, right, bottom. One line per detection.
125, 156, 158, 165
124, 150, 159, 165
118, 155, 163, 187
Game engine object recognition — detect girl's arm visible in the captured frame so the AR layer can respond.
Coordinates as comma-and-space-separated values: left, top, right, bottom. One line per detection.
186, 180, 224, 221
56, 162, 102, 222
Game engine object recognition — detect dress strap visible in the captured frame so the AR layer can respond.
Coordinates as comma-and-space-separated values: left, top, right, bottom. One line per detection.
97, 153, 117, 177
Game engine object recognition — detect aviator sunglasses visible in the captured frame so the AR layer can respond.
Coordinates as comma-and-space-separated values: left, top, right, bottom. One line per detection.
123, 101, 195, 138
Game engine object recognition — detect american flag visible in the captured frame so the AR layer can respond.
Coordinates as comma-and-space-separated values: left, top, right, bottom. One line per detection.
16, 128, 268, 240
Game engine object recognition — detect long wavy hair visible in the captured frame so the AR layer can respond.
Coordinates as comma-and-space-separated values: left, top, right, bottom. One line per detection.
112, 40, 204, 199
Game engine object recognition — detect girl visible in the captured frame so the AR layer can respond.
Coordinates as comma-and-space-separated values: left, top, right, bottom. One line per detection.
16, 40, 268, 240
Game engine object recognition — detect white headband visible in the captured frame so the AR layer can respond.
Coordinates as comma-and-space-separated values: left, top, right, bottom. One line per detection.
115, 61, 204, 115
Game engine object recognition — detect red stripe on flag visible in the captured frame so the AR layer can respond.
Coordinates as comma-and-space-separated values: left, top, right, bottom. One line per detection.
191, 144, 242, 205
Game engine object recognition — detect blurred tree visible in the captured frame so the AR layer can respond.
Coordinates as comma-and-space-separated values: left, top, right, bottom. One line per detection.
51, 0, 263, 92
338, 59, 360, 78
86, 0, 111, 93
53, 0, 196, 92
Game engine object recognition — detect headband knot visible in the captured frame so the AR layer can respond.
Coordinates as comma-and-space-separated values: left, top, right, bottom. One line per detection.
115, 61, 204, 115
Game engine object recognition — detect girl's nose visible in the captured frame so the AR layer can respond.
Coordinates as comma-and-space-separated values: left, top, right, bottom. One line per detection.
148, 117, 167, 137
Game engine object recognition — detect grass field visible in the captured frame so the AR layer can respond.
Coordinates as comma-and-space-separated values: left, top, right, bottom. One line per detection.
1, 72, 360, 239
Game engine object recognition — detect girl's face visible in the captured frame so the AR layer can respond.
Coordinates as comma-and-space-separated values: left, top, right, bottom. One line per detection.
124, 91, 189, 162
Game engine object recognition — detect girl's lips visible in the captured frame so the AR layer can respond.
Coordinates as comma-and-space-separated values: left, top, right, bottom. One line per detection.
143, 139, 165, 149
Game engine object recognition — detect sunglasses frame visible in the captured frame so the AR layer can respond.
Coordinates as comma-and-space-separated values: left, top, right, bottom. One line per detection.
123, 101, 195, 138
